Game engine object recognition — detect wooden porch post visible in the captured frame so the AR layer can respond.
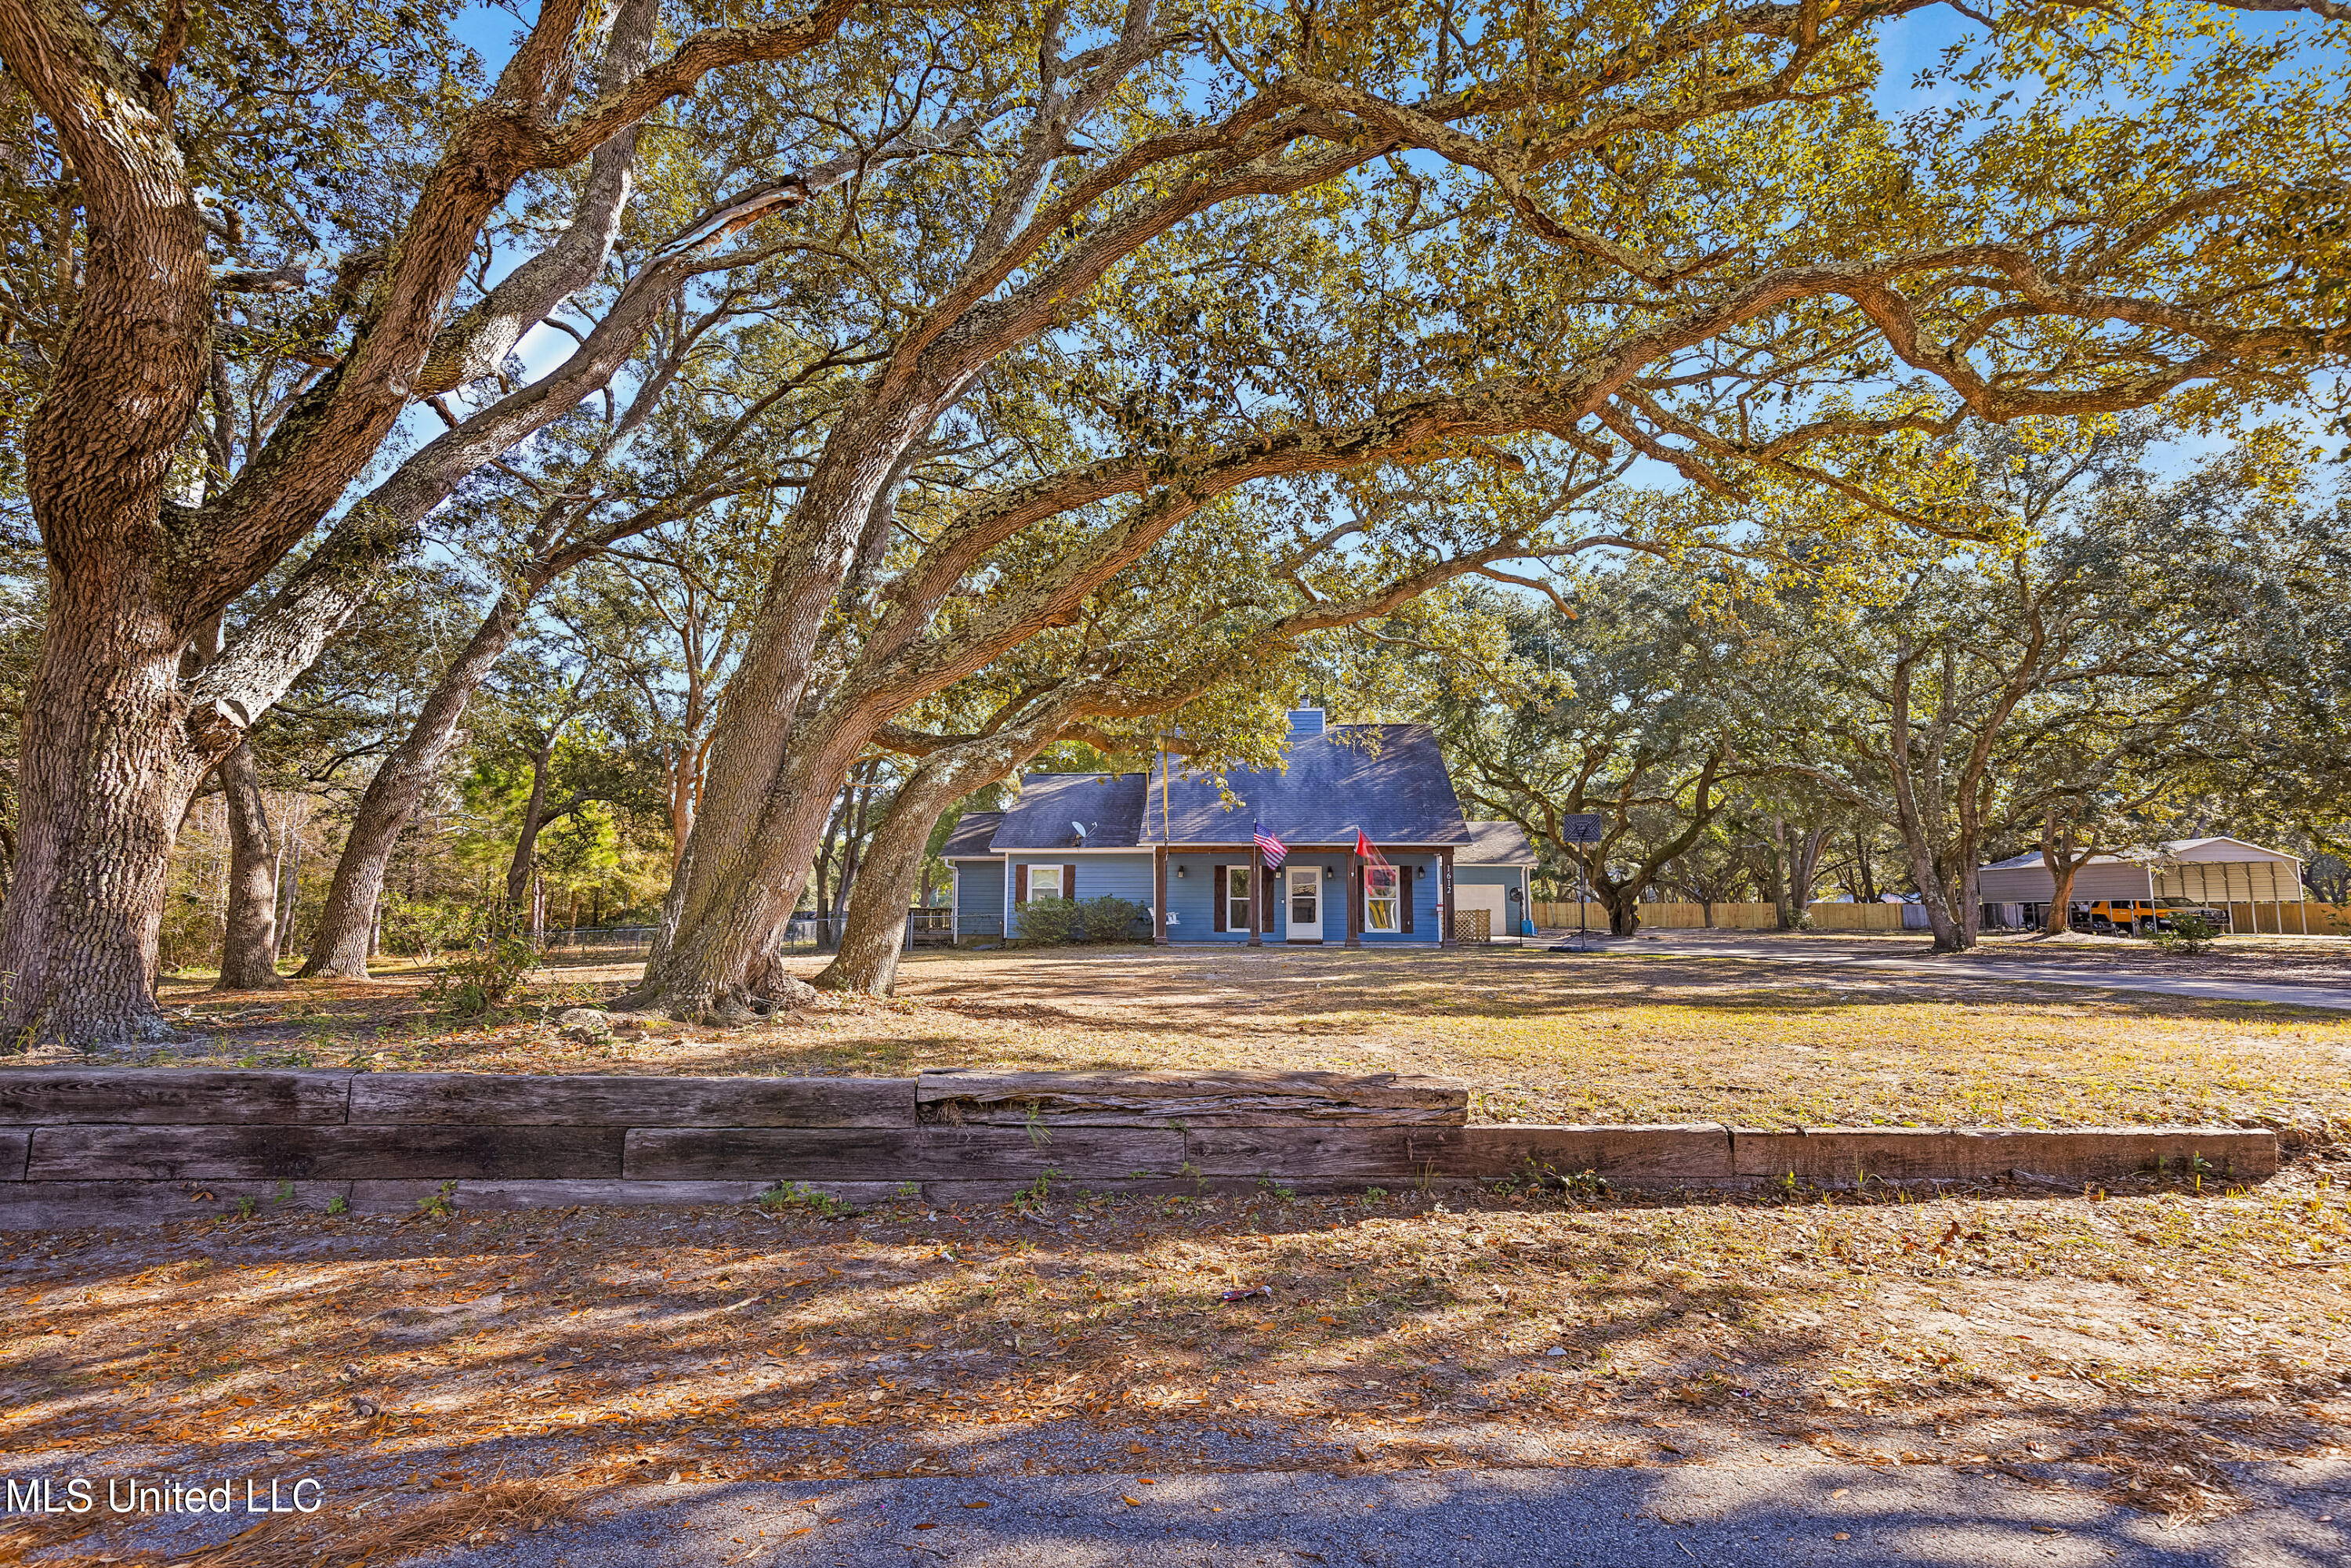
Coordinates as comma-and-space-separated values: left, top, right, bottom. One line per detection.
1154, 846, 1169, 946
1248, 843, 1263, 947
1439, 847, 1456, 947
1345, 846, 1362, 949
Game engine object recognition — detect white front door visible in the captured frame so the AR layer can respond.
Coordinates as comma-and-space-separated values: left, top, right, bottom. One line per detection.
1287, 866, 1322, 942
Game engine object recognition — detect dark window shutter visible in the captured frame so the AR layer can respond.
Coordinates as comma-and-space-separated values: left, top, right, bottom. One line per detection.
1063, 862, 1078, 900
1015, 864, 1028, 904
1212, 865, 1226, 931
1402, 865, 1415, 932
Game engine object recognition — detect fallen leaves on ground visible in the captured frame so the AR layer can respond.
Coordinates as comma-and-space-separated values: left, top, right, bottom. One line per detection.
5, 1161, 2347, 1564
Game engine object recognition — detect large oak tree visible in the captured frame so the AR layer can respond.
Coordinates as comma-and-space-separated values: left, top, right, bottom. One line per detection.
632, 0, 2347, 1016
0, 0, 899, 1040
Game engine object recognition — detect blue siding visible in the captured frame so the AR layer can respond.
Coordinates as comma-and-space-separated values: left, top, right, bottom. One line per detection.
1004, 853, 1155, 937
1162, 853, 1244, 941
1359, 853, 1439, 943
1161, 851, 1444, 943
1456, 862, 1533, 935
1162, 853, 1317, 941
965, 851, 1479, 943
952, 860, 1005, 938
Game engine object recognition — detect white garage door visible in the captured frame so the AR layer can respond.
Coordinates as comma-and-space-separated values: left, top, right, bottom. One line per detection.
1454, 882, 1506, 940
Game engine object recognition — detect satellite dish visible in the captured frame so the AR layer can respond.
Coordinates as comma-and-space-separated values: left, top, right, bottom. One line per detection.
1071, 820, 1089, 839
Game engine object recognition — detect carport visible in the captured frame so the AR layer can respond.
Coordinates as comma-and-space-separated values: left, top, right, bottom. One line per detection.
1976, 849, 2156, 929
2155, 837, 2309, 934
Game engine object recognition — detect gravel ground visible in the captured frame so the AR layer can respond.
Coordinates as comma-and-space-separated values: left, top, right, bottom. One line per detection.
409, 1450, 2351, 1567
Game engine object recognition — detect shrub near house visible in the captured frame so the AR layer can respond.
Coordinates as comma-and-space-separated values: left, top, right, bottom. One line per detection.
1016, 896, 1148, 947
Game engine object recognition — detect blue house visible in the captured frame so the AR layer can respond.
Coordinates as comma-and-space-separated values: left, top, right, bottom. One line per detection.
943, 710, 1537, 947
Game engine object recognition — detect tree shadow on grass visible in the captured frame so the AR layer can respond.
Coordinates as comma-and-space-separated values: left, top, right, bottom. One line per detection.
5, 1180, 2340, 1566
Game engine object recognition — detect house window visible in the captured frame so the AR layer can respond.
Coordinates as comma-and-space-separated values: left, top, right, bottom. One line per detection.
1026, 865, 1062, 902
1225, 865, 1252, 932
1365, 866, 1401, 933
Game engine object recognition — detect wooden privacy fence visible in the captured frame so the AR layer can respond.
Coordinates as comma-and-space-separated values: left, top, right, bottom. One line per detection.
1526, 899, 2351, 936
1529, 900, 1908, 932
2221, 902, 2351, 936
0, 1069, 2279, 1229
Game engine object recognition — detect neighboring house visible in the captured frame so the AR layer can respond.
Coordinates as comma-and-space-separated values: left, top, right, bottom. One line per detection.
944, 709, 1538, 945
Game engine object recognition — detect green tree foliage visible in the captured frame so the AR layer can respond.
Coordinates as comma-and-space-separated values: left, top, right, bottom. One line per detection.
1744, 423, 2346, 949
4, 0, 2350, 1037
1422, 572, 1762, 935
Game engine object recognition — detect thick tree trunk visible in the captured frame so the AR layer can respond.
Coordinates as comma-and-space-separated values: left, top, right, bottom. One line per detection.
1882, 649, 1975, 955
1768, 818, 1828, 929
506, 744, 558, 907
1886, 809, 1970, 954
2038, 811, 2096, 936
0, 11, 212, 1047
1907, 851, 1972, 952
301, 592, 528, 976
1789, 828, 1825, 911
1759, 837, 1793, 929
636, 394, 948, 1012
2045, 860, 2081, 933
0, 581, 203, 1045
1597, 883, 1643, 937
815, 729, 1056, 994
1894, 833, 1969, 954
636, 707, 880, 1017
0, 0, 857, 1045
213, 742, 285, 990
813, 791, 935, 996
1578, 859, 1640, 936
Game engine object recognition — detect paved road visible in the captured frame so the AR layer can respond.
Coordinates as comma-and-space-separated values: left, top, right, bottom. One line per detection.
419, 1458, 2351, 1567
1616, 936, 2351, 1012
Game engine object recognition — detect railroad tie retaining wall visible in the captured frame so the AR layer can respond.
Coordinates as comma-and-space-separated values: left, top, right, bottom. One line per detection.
0, 1068, 2280, 1229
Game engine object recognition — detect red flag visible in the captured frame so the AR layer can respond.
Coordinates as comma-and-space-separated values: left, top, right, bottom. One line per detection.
1353, 830, 1378, 863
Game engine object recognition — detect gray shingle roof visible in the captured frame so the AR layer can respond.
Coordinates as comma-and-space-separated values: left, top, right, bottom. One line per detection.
1143, 724, 1469, 846
1460, 820, 1537, 866
950, 724, 1473, 854
990, 773, 1150, 850
940, 810, 1005, 858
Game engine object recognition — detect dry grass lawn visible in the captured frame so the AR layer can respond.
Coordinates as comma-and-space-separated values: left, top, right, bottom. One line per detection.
5, 940, 2342, 1563
136, 942, 2351, 1135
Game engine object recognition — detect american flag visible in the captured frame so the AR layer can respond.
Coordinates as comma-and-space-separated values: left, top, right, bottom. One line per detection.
1253, 820, 1288, 869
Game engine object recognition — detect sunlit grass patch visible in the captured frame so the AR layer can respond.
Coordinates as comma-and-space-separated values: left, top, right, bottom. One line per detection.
147, 946, 2351, 1133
